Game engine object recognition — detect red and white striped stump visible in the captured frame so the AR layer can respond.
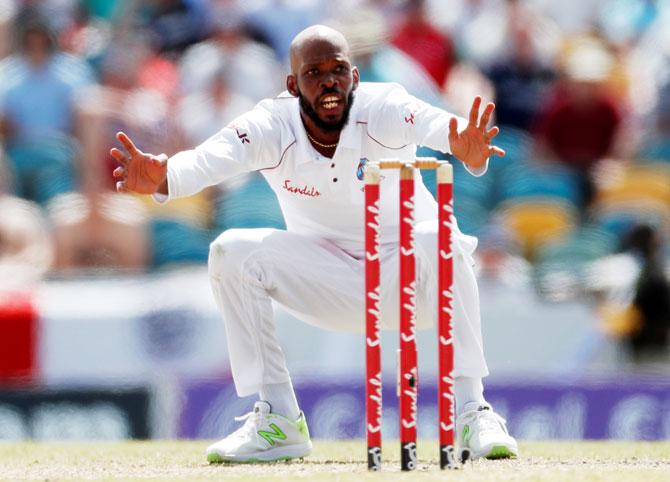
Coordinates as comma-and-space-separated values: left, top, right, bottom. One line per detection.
363, 158, 457, 471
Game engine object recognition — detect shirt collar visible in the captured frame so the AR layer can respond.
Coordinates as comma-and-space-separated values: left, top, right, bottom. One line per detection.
337, 94, 362, 150
289, 91, 362, 164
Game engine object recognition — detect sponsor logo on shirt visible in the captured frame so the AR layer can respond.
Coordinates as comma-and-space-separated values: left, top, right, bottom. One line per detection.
404, 103, 418, 124
236, 128, 250, 144
228, 122, 250, 144
282, 179, 320, 197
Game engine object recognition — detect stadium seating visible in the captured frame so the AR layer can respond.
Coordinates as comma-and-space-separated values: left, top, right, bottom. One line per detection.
590, 162, 670, 239
497, 160, 582, 206
214, 172, 286, 231
593, 162, 670, 206
533, 225, 618, 300
150, 218, 211, 268
494, 198, 578, 259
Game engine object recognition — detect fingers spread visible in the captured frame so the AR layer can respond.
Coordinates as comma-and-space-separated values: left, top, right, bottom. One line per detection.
489, 146, 506, 157
110, 148, 129, 166
485, 126, 500, 142
153, 153, 168, 168
116, 131, 140, 156
448, 117, 459, 139
478, 102, 495, 131
468, 96, 482, 125
113, 166, 126, 178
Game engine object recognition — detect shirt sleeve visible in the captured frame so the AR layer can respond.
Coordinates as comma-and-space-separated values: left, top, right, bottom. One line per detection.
368, 83, 488, 177
159, 101, 282, 202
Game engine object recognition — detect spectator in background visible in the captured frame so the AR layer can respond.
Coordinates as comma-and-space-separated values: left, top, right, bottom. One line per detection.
0, 0, 17, 59
179, 8, 283, 102
47, 34, 159, 274
176, 64, 254, 145
0, 147, 51, 302
0, 144, 10, 192
485, 14, 556, 131
445, 0, 511, 69
143, 0, 210, 55
534, 38, 623, 206
0, 194, 54, 289
339, 7, 445, 107
530, 0, 603, 37
58, 1, 114, 72
0, 19, 92, 204
244, 0, 319, 62
391, 0, 455, 89
622, 224, 670, 363
77, 34, 176, 192
639, 83, 670, 162
48, 191, 150, 273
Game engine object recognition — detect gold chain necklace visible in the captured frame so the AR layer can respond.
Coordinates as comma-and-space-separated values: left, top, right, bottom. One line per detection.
306, 131, 338, 149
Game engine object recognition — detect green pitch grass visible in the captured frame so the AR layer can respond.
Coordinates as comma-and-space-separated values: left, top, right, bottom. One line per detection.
1, 440, 669, 481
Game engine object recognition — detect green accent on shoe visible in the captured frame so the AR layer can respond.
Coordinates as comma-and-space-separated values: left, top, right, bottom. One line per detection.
485, 445, 517, 460
207, 454, 294, 465
462, 424, 471, 444
296, 413, 310, 439
207, 452, 223, 464
257, 423, 287, 446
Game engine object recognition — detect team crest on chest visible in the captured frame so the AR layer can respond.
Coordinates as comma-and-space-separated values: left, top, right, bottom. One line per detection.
357, 158, 385, 181
357, 158, 368, 180
358, 158, 385, 191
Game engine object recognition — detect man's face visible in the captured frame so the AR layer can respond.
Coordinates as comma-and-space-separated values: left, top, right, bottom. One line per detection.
24, 30, 51, 65
290, 39, 359, 132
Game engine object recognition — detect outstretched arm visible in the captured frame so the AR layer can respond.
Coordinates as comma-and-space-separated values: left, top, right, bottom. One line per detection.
369, 85, 505, 176
110, 132, 169, 195
448, 96, 505, 173
109, 102, 283, 201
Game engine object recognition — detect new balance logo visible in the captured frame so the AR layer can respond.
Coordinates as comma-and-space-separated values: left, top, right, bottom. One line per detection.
235, 128, 250, 144
258, 423, 287, 446
462, 424, 471, 443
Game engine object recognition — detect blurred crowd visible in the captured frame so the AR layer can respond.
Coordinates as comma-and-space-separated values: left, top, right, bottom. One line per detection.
0, 0, 668, 359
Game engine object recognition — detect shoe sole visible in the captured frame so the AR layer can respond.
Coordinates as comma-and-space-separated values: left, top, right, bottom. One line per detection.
207, 453, 296, 464
207, 442, 312, 464
485, 445, 517, 460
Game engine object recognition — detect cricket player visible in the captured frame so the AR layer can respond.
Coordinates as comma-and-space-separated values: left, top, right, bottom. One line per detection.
111, 25, 518, 463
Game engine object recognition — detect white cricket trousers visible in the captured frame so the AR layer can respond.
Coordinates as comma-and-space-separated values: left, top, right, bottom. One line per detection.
208, 220, 489, 397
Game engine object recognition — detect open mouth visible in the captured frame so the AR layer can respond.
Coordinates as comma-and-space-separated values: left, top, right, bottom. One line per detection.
320, 94, 342, 111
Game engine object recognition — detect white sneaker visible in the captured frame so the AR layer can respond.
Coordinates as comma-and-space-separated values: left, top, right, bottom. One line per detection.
206, 401, 312, 463
456, 402, 518, 460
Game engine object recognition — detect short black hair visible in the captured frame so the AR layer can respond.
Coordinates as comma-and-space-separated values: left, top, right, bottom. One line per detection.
18, 17, 56, 53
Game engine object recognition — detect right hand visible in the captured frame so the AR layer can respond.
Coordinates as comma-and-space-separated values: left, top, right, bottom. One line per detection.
110, 131, 168, 195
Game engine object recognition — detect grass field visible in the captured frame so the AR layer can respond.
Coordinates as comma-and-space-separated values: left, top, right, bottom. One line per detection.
1, 440, 669, 481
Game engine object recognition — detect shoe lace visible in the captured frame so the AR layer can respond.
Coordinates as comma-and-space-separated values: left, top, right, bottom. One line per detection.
230, 411, 261, 439
477, 410, 507, 435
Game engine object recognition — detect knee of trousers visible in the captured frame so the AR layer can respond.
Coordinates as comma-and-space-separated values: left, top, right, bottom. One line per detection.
208, 228, 269, 279
414, 219, 474, 265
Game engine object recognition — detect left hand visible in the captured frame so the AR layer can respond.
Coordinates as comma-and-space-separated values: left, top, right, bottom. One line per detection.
448, 96, 505, 171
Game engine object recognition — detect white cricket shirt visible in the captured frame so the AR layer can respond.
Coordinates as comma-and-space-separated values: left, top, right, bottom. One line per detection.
162, 82, 486, 257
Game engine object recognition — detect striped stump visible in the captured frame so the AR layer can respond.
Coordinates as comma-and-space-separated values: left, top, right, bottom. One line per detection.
437, 163, 457, 469
364, 162, 382, 471
363, 158, 457, 471
399, 164, 418, 471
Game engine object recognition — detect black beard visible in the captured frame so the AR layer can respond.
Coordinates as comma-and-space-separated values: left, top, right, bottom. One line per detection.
298, 89, 355, 132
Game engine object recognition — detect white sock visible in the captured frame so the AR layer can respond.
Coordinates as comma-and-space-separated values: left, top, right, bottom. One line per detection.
455, 376, 486, 416
259, 381, 300, 420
